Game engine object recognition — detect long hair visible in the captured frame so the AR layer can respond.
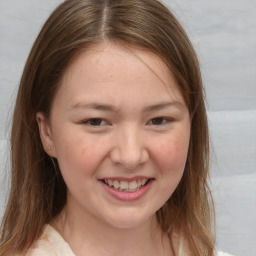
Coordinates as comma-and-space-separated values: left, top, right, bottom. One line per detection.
0, 0, 215, 255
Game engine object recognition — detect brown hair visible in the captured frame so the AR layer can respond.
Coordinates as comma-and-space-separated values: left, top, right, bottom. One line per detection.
0, 0, 215, 255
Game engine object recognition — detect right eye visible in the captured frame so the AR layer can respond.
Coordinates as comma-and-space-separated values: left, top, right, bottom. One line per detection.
82, 118, 108, 126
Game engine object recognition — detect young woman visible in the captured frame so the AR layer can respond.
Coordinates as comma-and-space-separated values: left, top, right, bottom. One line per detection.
0, 0, 234, 255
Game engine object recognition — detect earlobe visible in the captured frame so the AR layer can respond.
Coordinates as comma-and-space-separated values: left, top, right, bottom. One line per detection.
36, 112, 57, 158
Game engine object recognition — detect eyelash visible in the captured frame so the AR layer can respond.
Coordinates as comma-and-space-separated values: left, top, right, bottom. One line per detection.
81, 117, 173, 127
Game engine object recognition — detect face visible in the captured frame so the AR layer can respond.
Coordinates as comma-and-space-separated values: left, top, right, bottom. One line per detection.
37, 43, 191, 229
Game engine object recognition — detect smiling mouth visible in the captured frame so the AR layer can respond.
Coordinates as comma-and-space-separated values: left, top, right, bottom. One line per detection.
101, 178, 152, 192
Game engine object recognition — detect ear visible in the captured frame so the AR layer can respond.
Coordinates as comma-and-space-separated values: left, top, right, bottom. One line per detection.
36, 112, 57, 158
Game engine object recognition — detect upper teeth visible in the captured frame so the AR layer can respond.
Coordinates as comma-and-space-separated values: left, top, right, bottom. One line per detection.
104, 178, 149, 192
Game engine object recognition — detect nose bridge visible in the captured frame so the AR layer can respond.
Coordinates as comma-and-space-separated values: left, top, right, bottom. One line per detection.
111, 123, 148, 169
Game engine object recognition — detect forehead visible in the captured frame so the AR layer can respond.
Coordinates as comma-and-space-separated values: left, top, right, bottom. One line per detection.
55, 42, 185, 107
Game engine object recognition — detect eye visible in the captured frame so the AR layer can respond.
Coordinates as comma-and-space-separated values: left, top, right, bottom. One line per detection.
148, 117, 172, 126
82, 118, 108, 126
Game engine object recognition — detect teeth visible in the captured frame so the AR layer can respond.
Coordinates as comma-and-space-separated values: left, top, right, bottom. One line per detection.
129, 180, 137, 190
113, 180, 120, 189
104, 178, 149, 192
120, 181, 128, 190
141, 178, 147, 186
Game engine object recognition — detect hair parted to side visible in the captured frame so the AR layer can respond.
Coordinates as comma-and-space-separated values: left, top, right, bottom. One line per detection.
0, 0, 215, 255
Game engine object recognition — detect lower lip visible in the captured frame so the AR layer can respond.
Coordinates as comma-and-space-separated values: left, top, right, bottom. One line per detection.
100, 180, 153, 202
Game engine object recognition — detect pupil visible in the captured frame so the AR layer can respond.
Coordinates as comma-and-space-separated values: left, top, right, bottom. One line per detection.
152, 118, 163, 125
90, 119, 102, 126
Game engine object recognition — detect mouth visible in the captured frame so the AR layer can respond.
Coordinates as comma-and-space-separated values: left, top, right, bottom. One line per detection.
100, 178, 153, 193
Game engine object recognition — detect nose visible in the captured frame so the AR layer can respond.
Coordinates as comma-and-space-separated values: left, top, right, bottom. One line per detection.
110, 126, 149, 169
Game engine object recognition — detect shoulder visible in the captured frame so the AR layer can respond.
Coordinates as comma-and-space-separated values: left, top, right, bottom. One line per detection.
23, 225, 75, 256
217, 251, 236, 256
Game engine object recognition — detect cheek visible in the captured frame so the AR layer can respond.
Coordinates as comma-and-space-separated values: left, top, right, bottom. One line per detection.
152, 132, 190, 175
54, 133, 109, 179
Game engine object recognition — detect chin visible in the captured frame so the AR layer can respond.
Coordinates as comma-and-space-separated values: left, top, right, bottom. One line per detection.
102, 210, 155, 230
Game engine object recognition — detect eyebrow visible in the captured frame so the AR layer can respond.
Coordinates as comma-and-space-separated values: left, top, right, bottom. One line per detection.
142, 101, 185, 112
69, 103, 118, 112
69, 101, 185, 112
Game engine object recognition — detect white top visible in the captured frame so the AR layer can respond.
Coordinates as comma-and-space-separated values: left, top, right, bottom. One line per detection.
24, 225, 234, 256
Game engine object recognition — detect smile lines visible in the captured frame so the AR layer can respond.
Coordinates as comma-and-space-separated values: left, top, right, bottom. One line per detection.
102, 178, 151, 192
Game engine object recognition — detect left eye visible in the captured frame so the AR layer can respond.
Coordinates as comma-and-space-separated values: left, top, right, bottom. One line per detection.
148, 117, 171, 126
82, 118, 107, 126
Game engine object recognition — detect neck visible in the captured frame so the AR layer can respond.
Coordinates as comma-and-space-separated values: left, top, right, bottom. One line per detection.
52, 203, 173, 256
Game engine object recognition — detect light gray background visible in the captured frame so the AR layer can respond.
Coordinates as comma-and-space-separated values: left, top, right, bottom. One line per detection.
0, 1, 255, 255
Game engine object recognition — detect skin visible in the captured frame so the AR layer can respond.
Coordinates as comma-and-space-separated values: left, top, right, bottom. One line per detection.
37, 42, 191, 256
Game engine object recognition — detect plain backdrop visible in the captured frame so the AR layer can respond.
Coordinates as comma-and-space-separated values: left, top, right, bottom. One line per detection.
0, 1, 256, 255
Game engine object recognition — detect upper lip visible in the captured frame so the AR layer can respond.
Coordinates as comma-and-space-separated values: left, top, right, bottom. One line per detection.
99, 176, 154, 182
